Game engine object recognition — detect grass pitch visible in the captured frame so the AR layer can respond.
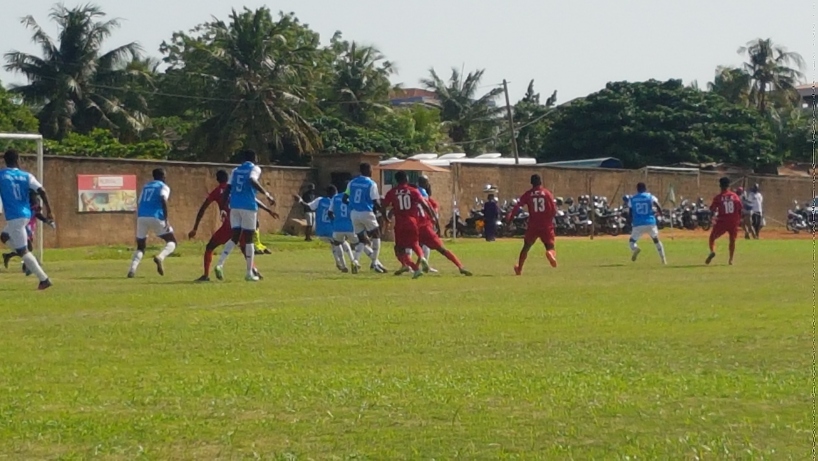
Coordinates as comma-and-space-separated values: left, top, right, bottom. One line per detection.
0, 235, 811, 459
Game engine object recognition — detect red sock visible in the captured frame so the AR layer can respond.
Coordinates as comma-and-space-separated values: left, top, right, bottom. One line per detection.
728, 238, 735, 260
401, 253, 418, 271
204, 250, 213, 276
412, 244, 425, 260
442, 249, 463, 268
708, 236, 716, 253
517, 249, 529, 269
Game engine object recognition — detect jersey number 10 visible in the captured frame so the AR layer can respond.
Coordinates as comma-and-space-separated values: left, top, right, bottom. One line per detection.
398, 194, 412, 211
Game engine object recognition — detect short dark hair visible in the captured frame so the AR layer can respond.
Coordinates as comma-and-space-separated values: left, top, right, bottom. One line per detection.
636, 182, 647, 193
530, 174, 542, 186
326, 185, 337, 196
216, 170, 229, 183
360, 162, 372, 176
719, 177, 731, 189
242, 149, 257, 163
152, 168, 165, 180
4, 149, 19, 167
395, 171, 408, 183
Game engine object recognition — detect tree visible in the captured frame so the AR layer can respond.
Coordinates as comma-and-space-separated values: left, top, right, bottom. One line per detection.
541, 80, 777, 168
0, 82, 40, 151
738, 38, 805, 113
708, 66, 751, 106
159, 8, 323, 163
3, 4, 148, 140
421, 68, 503, 154
502, 79, 557, 156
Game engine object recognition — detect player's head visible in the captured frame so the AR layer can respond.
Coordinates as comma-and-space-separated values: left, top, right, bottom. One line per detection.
418, 174, 431, 191
751, 183, 759, 193
4, 149, 19, 168
530, 174, 542, 187
395, 171, 408, 184
736, 186, 744, 194
636, 182, 647, 193
216, 170, 228, 184
241, 149, 257, 164
360, 162, 372, 177
152, 168, 165, 182
719, 177, 730, 191
306, 182, 315, 191
326, 185, 337, 197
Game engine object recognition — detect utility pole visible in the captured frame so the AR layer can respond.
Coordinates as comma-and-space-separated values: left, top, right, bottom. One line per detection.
502, 79, 519, 165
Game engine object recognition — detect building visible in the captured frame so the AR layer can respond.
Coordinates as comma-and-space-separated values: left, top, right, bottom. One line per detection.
796, 84, 817, 108
389, 88, 441, 108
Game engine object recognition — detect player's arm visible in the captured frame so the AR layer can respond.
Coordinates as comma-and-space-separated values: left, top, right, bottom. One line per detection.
652, 196, 663, 216
418, 196, 439, 229
248, 166, 275, 205
28, 175, 52, 220
342, 185, 350, 204
370, 182, 382, 214
505, 195, 524, 222
189, 195, 215, 238
160, 185, 171, 230
255, 198, 279, 219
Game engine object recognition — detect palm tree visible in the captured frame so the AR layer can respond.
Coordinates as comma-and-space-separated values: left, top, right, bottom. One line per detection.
187, 8, 322, 162
421, 68, 503, 154
326, 34, 395, 125
708, 66, 752, 106
738, 38, 805, 113
3, 4, 146, 140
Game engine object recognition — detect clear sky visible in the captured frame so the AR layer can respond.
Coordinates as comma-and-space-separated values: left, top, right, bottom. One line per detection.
1, 0, 814, 104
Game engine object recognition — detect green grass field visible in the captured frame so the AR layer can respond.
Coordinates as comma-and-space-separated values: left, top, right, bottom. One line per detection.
0, 235, 811, 460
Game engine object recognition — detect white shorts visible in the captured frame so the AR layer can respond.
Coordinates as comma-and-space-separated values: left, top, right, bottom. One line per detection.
230, 209, 257, 231
2, 218, 29, 250
305, 211, 316, 227
630, 225, 659, 241
351, 210, 379, 234
136, 217, 173, 240
332, 231, 359, 245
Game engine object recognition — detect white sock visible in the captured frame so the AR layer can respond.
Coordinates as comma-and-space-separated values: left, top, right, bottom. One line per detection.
157, 241, 176, 261
342, 241, 355, 263
655, 241, 666, 263
371, 238, 381, 263
22, 252, 48, 282
629, 240, 638, 252
217, 240, 236, 266
423, 245, 431, 261
130, 250, 143, 273
245, 243, 255, 275
354, 242, 365, 262
332, 245, 345, 268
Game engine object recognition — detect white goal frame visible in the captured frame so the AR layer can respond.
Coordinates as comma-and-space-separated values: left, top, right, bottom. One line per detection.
0, 133, 44, 261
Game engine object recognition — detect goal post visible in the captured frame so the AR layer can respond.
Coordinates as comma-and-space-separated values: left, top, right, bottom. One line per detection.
0, 133, 45, 261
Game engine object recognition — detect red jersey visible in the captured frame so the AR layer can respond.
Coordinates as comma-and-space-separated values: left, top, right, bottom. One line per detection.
417, 197, 439, 228
206, 183, 230, 213
507, 186, 557, 229
710, 191, 743, 225
384, 184, 425, 222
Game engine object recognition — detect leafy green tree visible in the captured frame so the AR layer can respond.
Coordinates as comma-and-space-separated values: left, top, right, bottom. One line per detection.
541, 80, 777, 168
44, 128, 167, 159
500, 79, 557, 156
738, 38, 805, 113
3, 4, 148, 140
421, 68, 503, 154
708, 66, 752, 106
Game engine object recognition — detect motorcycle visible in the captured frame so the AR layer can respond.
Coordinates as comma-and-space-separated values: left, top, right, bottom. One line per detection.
787, 200, 809, 233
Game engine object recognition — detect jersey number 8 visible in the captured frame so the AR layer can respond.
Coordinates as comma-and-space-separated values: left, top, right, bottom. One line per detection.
354, 189, 363, 203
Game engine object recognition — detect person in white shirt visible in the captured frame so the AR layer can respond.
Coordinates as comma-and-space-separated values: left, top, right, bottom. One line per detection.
738, 187, 755, 239
747, 184, 763, 239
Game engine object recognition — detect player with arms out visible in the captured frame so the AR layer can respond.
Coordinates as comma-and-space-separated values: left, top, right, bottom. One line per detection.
294, 185, 350, 272
188, 170, 277, 282
128, 168, 177, 278
628, 182, 667, 264
344, 163, 387, 273
409, 183, 472, 276
383, 171, 431, 279
706, 177, 743, 265
0, 150, 53, 290
506, 174, 558, 275
214, 150, 276, 282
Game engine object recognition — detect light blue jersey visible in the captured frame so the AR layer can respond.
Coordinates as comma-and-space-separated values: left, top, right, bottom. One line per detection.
419, 187, 429, 199
309, 197, 333, 238
346, 175, 379, 212
0, 168, 40, 221
137, 180, 170, 219
229, 162, 262, 211
630, 192, 659, 227
331, 193, 354, 233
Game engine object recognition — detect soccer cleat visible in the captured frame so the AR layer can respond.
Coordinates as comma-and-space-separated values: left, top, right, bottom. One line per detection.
419, 258, 430, 273
459, 268, 473, 276
546, 251, 558, 268
214, 265, 224, 280
245, 274, 260, 282
631, 248, 641, 262
351, 261, 360, 274
195, 275, 211, 282
428, 267, 439, 273
2, 253, 11, 269
263, 249, 272, 255
412, 269, 424, 279
153, 256, 165, 276
127, 271, 135, 279
394, 266, 410, 276
514, 265, 522, 276
705, 252, 716, 265
371, 262, 387, 274
253, 267, 264, 280
37, 279, 52, 291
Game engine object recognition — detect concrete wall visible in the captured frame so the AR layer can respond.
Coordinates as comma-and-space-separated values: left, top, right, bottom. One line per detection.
13, 156, 314, 248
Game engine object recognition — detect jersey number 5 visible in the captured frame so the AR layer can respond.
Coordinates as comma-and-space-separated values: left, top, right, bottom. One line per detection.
234, 174, 245, 193
532, 197, 546, 212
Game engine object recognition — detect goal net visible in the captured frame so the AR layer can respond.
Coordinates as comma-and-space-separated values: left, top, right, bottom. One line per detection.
0, 133, 45, 261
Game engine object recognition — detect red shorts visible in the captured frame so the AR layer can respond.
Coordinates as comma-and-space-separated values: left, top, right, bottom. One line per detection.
210, 221, 233, 246
710, 222, 739, 241
524, 226, 556, 249
394, 218, 420, 249
419, 224, 443, 251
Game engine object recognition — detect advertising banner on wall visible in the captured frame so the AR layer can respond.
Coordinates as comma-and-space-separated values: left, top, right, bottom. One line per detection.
77, 175, 138, 213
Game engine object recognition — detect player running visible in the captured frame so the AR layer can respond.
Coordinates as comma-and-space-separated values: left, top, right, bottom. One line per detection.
628, 182, 667, 264
344, 163, 387, 273
416, 175, 439, 272
383, 171, 431, 279
214, 150, 276, 282
506, 174, 558, 275
128, 168, 177, 278
3, 189, 55, 275
409, 183, 472, 276
330, 186, 368, 274
188, 170, 277, 282
706, 177, 743, 265
294, 185, 351, 272
0, 150, 53, 290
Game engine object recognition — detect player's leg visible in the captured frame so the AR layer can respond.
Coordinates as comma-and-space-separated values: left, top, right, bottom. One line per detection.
239, 213, 259, 280
515, 230, 536, 275
647, 226, 666, 264
728, 227, 738, 265
215, 209, 246, 279
366, 214, 386, 272
129, 218, 150, 277
542, 228, 558, 268
629, 225, 643, 261
706, 226, 726, 264
2, 219, 50, 289
153, 220, 177, 276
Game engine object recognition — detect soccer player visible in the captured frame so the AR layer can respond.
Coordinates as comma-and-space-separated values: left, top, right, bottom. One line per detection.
506, 174, 558, 275
706, 177, 743, 265
344, 163, 387, 273
3, 189, 55, 275
214, 149, 276, 282
628, 183, 667, 264
383, 171, 431, 279
293, 185, 350, 272
416, 175, 438, 272
188, 170, 277, 282
330, 185, 365, 273
409, 183, 472, 276
0, 150, 53, 290
128, 168, 177, 278
301, 183, 317, 242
